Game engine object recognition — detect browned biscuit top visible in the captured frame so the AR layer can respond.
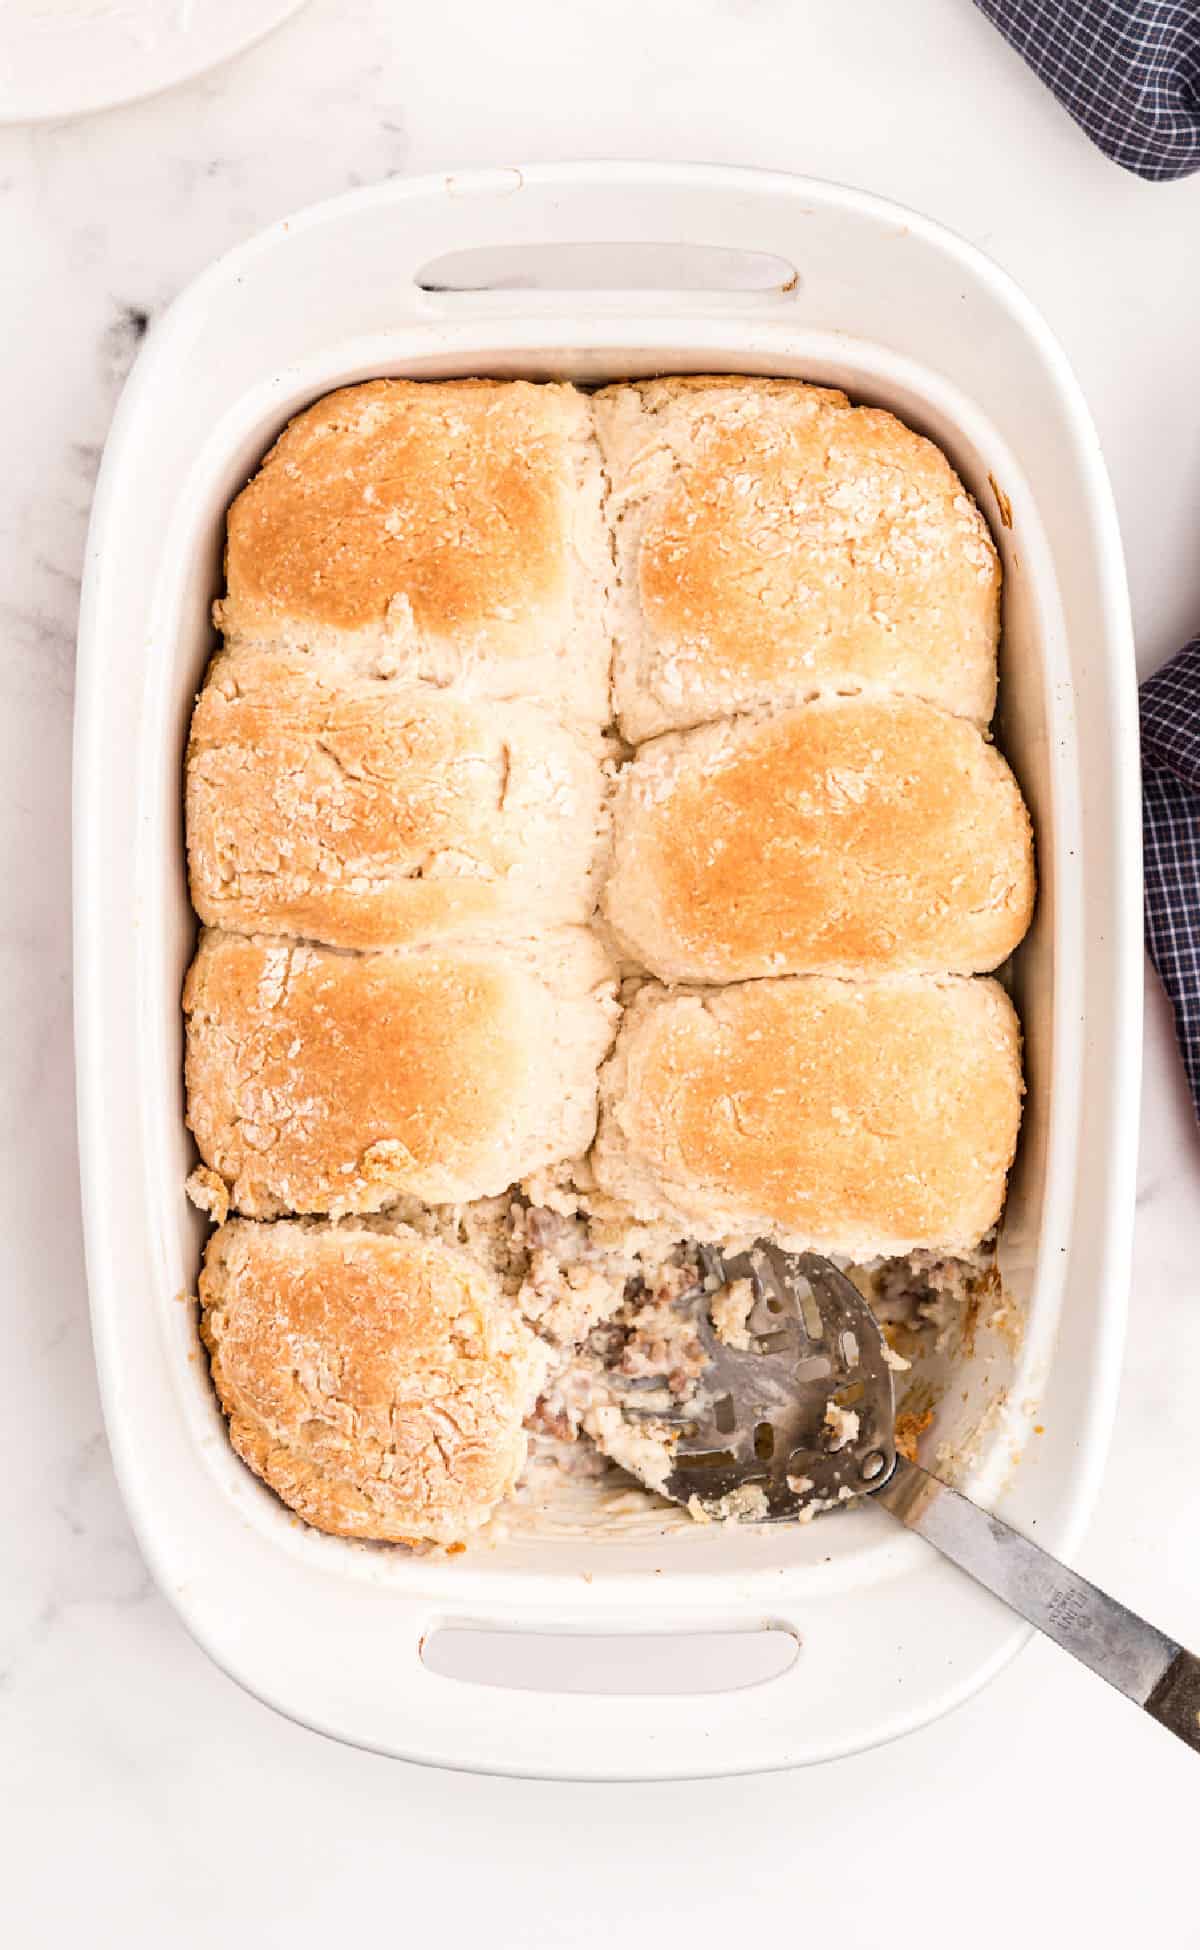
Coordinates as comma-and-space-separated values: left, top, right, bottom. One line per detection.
224, 379, 585, 644
603, 698, 1034, 982
201, 1218, 545, 1545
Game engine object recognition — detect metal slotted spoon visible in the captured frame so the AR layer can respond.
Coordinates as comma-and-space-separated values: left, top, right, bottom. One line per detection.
621, 1243, 1200, 1757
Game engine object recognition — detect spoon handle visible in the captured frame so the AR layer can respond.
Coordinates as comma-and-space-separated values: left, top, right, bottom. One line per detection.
877, 1455, 1200, 1754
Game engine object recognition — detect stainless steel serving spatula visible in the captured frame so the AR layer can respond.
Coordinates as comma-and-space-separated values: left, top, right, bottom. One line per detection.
621, 1243, 1200, 1757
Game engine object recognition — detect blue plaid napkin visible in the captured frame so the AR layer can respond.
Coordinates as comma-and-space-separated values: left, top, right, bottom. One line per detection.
979, 3, 1200, 1105
1142, 642, 1200, 1112
975, 0, 1200, 180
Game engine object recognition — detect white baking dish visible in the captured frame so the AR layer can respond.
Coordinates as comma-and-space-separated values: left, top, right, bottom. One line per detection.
74, 162, 1141, 1778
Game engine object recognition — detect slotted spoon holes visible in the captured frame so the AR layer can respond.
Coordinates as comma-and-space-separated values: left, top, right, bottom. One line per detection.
794, 1352, 834, 1384
746, 1288, 792, 1341
713, 1394, 736, 1435
795, 1281, 825, 1341
676, 1448, 739, 1471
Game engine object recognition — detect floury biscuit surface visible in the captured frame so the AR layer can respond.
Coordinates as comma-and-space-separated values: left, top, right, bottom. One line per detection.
183, 375, 1031, 1539
594, 376, 999, 742
187, 653, 610, 951
602, 697, 1034, 983
183, 928, 618, 1218
218, 379, 612, 725
200, 1219, 547, 1547
590, 976, 1024, 1258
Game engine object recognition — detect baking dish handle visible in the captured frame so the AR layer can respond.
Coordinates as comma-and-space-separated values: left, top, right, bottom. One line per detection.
236, 1578, 966, 1779
366, 1614, 830, 1780
379, 164, 809, 317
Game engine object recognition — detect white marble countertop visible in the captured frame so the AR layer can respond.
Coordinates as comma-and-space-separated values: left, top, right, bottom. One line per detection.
3, 0, 1199, 1939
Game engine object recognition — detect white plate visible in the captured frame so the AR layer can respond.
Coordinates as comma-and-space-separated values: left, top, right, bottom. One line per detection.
74, 163, 1142, 1778
0, 0, 308, 125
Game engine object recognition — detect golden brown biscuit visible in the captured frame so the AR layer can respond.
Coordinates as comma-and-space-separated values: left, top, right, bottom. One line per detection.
591, 975, 1023, 1256
184, 929, 618, 1217
594, 376, 999, 742
200, 1218, 547, 1546
219, 379, 611, 724
602, 698, 1034, 982
187, 652, 609, 950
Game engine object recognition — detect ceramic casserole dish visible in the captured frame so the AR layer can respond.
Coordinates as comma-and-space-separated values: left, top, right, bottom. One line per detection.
74, 161, 1141, 1778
